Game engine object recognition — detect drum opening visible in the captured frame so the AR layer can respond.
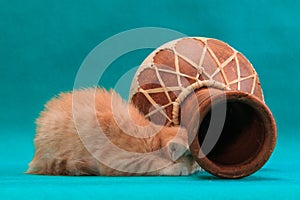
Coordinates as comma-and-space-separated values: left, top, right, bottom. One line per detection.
198, 100, 265, 166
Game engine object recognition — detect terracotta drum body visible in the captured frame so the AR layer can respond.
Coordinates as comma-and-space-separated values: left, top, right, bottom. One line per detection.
129, 37, 277, 178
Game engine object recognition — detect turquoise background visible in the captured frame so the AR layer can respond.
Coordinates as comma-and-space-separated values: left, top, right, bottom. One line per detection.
1, 0, 300, 199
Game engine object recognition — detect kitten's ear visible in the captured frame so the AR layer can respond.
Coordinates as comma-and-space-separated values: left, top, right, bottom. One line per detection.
167, 127, 189, 161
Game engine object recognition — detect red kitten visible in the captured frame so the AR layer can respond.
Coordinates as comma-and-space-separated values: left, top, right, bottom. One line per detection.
27, 88, 200, 176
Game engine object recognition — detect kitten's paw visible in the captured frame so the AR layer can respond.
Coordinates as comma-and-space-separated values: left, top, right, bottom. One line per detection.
158, 163, 190, 176
167, 142, 188, 162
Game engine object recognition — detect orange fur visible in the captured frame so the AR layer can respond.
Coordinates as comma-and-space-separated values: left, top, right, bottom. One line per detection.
27, 88, 200, 176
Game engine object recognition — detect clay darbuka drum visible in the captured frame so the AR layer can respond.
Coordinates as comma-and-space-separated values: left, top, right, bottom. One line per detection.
129, 37, 277, 178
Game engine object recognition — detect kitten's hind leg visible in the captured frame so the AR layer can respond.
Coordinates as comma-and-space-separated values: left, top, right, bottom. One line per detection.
26, 156, 99, 176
